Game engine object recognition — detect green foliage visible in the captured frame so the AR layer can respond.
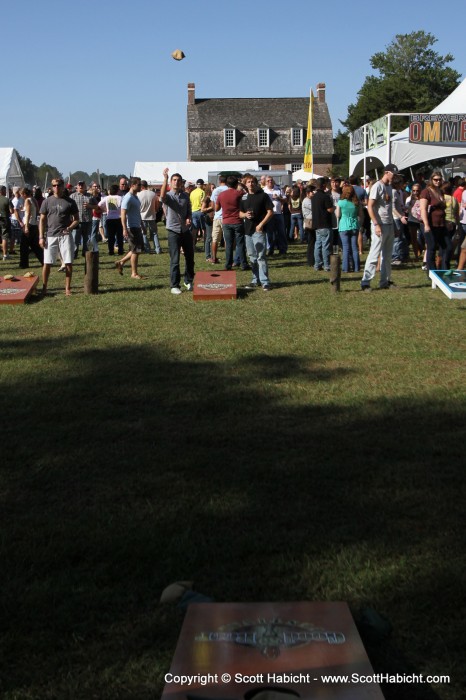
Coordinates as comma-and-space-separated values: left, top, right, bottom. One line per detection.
17, 153, 63, 188
343, 31, 461, 133
332, 130, 350, 176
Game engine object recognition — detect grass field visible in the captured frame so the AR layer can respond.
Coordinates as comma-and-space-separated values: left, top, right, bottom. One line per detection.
1, 232, 465, 700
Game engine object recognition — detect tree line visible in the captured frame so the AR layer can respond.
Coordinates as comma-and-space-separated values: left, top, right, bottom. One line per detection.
17, 155, 128, 191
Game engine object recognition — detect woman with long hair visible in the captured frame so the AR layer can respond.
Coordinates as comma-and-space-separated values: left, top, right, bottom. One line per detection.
336, 185, 362, 272
19, 187, 43, 268
405, 183, 422, 261
419, 172, 450, 271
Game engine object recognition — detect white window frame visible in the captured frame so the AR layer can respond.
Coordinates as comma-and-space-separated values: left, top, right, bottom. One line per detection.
291, 127, 303, 147
257, 128, 270, 147
224, 128, 236, 148
291, 163, 303, 173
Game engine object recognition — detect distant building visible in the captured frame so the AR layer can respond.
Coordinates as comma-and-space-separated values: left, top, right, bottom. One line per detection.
186, 83, 334, 175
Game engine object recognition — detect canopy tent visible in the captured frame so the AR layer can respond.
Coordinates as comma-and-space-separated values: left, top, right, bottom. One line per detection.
291, 168, 323, 181
133, 161, 259, 185
0, 148, 24, 188
350, 76, 466, 176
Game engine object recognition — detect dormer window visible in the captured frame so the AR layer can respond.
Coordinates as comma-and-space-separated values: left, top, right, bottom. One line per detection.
224, 128, 236, 147
257, 128, 270, 147
291, 127, 304, 147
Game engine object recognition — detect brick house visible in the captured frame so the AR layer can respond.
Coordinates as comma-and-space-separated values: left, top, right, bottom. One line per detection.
186, 83, 333, 174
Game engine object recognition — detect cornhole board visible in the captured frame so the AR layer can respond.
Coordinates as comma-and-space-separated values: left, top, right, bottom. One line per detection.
0, 275, 39, 305
429, 270, 466, 299
194, 271, 236, 301
161, 602, 385, 699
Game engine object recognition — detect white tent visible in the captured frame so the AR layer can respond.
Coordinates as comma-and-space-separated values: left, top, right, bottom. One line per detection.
350, 77, 466, 175
133, 161, 259, 185
0, 148, 24, 188
291, 168, 323, 181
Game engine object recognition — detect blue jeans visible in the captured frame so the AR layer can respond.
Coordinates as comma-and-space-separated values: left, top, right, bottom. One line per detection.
191, 210, 205, 236
167, 228, 195, 288
141, 220, 161, 253
340, 229, 360, 272
204, 220, 212, 259
222, 222, 246, 269
290, 213, 304, 241
392, 220, 409, 261
245, 231, 270, 286
314, 228, 332, 270
73, 221, 91, 256
266, 213, 288, 254
87, 219, 100, 252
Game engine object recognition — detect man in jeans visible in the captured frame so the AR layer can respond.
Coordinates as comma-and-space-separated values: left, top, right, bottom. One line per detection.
216, 176, 247, 271
311, 178, 334, 271
239, 175, 274, 291
160, 168, 194, 294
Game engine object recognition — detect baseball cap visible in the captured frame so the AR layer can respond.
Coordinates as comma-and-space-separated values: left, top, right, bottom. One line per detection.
384, 163, 398, 173
196, 178, 204, 185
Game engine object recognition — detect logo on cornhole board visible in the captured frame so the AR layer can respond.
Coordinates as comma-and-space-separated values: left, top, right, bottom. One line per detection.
194, 271, 237, 301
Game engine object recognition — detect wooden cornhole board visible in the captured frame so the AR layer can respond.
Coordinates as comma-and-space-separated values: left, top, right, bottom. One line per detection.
161, 602, 385, 699
194, 271, 237, 301
0, 275, 39, 305
429, 269, 466, 299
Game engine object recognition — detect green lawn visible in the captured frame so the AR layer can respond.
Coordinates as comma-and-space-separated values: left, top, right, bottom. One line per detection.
1, 233, 465, 700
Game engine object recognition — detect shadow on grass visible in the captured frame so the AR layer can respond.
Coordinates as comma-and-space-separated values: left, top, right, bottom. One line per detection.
0, 341, 463, 699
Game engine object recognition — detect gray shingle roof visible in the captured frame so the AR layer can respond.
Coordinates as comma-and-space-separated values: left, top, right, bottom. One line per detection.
188, 97, 332, 131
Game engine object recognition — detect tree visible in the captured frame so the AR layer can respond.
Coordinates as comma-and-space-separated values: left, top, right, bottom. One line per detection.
343, 32, 461, 133
17, 154, 37, 185
35, 163, 63, 189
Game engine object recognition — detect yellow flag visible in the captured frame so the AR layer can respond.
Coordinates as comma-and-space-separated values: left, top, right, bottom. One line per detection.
303, 89, 314, 172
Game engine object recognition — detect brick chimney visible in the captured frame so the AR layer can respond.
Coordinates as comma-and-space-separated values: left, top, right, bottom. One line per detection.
316, 83, 326, 103
188, 83, 195, 106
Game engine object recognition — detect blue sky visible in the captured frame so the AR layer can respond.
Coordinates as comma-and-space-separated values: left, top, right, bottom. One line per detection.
3, 1, 465, 177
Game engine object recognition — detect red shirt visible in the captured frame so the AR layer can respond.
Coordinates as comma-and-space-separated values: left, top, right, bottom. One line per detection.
217, 188, 243, 224
453, 186, 464, 205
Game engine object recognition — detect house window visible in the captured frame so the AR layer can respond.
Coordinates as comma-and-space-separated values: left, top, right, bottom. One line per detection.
258, 128, 269, 147
291, 163, 303, 172
224, 128, 236, 147
291, 128, 303, 147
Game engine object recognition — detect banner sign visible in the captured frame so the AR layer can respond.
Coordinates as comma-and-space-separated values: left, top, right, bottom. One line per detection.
350, 116, 388, 155
367, 116, 388, 150
409, 114, 466, 145
303, 90, 314, 172
350, 127, 365, 155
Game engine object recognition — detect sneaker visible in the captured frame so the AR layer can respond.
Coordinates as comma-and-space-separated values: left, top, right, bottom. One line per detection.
184, 282, 193, 291
380, 280, 397, 289
171, 287, 182, 295
421, 265, 427, 271
244, 283, 258, 290
262, 284, 272, 292
361, 285, 372, 292
392, 259, 402, 266
3, 255, 10, 260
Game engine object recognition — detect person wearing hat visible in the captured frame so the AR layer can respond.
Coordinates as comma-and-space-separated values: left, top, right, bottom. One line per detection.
190, 178, 206, 249
360, 163, 398, 291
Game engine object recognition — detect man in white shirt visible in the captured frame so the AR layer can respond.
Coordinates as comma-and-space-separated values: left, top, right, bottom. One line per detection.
137, 180, 162, 254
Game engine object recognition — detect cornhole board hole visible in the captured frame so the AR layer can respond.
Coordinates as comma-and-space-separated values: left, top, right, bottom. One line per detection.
161, 601, 385, 699
429, 270, 466, 299
0, 275, 39, 305
194, 271, 237, 301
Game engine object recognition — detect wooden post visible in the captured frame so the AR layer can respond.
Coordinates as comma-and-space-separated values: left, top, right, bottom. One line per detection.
84, 251, 99, 294
330, 253, 341, 293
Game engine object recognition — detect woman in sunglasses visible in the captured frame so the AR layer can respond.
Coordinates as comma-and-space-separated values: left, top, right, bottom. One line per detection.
419, 172, 450, 271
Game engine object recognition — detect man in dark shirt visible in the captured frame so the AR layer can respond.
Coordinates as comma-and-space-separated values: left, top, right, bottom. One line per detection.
39, 178, 79, 295
239, 175, 274, 290
216, 176, 247, 271
311, 178, 334, 271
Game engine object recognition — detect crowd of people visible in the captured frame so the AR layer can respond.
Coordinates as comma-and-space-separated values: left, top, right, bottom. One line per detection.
1, 166, 465, 296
